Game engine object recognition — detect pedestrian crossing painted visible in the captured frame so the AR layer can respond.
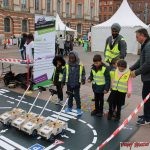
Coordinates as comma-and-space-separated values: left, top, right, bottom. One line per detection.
0, 136, 27, 150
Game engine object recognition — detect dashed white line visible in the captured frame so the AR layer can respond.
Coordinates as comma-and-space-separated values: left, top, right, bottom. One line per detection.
35, 105, 43, 109
0, 136, 27, 150
93, 130, 97, 136
8, 97, 15, 100
51, 114, 69, 121
66, 128, 76, 134
0, 91, 6, 94
0, 89, 10, 92
78, 119, 87, 124
0, 139, 15, 150
54, 146, 65, 150
62, 110, 78, 117
0, 107, 12, 109
92, 137, 97, 144
87, 124, 93, 129
53, 111, 76, 119
83, 144, 93, 150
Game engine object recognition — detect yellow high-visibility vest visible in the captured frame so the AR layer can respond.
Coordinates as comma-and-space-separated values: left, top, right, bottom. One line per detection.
110, 70, 130, 93
92, 66, 106, 85
53, 67, 64, 82
105, 38, 125, 63
65, 63, 83, 83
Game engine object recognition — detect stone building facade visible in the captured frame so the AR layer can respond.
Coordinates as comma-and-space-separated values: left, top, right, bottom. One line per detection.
0, 0, 99, 38
99, 0, 150, 24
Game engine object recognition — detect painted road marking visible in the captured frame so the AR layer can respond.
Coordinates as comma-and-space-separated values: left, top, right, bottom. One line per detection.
0, 136, 27, 150
0, 139, 15, 150
0, 107, 12, 109
51, 114, 69, 121
92, 137, 97, 144
0, 90, 6, 94
7, 101, 15, 104
87, 124, 93, 129
62, 110, 78, 117
78, 119, 87, 124
93, 130, 97, 136
28, 143, 45, 150
54, 146, 65, 150
0, 89, 10, 92
83, 144, 93, 150
66, 128, 76, 134
53, 111, 77, 119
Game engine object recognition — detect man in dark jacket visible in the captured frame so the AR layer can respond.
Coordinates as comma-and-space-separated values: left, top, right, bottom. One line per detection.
130, 28, 150, 125
104, 23, 127, 64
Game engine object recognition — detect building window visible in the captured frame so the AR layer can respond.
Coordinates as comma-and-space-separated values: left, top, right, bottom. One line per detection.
3, 0, 9, 7
91, 6, 94, 19
57, 0, 61, 14
66, 2, 70, 17
104, 7, 107, 12
21, 0, 27, 9
22, 19, 28, 32
77, 24, 82, 34
4, 17, 11, 32
77, 4, 82, 18
35, 0, 39, 10
47, 0, 51, 13
109, 7, 112, 12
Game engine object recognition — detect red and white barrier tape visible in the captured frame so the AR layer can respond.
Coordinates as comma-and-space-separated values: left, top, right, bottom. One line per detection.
97, 93, 150, 150
0, 58, 32, 63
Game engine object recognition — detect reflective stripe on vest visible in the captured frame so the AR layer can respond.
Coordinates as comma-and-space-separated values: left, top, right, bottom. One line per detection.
111, 70, 130, 93
92, 66, 106, 85
53, 67, 64, 82
105, 38, 124, 63
65, 64, 83, 83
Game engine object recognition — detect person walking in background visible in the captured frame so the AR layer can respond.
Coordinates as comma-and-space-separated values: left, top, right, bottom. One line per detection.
3, 38, 7, 49
130, 28, 150, 125
107, 59, 132, 121
62, 51, 86, 116
52, 55, 66, 106
57, 35, 65, 56
19, 33, 27, 60
88, 54, 110, 117
104, 23, 127, 66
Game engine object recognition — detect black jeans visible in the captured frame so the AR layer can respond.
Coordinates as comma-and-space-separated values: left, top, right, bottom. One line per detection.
56, 83, 63, 101
94, 93, 104, 113
108, 90, 126, 118
142, 81, 150, 120
67, 86, 81, 109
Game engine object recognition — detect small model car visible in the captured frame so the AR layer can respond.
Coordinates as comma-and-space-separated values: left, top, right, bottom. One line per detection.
38, 120, 68, 142
11, 112, 38, 130
0, 108, 26, 126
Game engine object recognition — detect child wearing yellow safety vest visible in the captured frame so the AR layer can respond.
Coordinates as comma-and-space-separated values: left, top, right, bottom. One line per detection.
52, 55, 66, 106
88, 55, 110, 117
107, 59, 132, 121
62, 51, 86, 116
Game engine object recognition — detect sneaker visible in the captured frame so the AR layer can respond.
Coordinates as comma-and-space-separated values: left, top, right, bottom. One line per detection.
138, 115, 144, 119
65, 108, 72, 113
136, 118, 150, 125
77, 109, 83, 116
91, 110, 98, 116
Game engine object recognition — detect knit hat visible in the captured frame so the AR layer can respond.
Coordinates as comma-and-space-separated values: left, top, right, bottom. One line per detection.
111, 23, 121, 32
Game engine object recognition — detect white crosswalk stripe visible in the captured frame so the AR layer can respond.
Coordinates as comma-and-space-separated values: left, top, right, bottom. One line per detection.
0, 136, 27, 150
0, 139, 15, 150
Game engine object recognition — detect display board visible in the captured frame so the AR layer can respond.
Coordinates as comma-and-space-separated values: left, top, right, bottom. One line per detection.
34, 15, 56, 89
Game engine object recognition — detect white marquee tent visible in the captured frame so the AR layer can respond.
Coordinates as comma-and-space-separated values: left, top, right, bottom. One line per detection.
56, 14, 76, 32
91, 0, 149, 54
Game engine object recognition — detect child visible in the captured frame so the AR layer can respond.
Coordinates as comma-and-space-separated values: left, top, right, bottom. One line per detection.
52, 55, 66, 105
62, 51, 86, 116
88, 54, 110, 117
107, 59, 132, 121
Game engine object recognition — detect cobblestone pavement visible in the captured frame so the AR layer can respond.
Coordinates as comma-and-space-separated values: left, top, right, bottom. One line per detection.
0, 45, 150, 143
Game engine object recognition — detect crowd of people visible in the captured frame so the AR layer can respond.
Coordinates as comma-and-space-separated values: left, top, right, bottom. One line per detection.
52, 24, 150, 125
